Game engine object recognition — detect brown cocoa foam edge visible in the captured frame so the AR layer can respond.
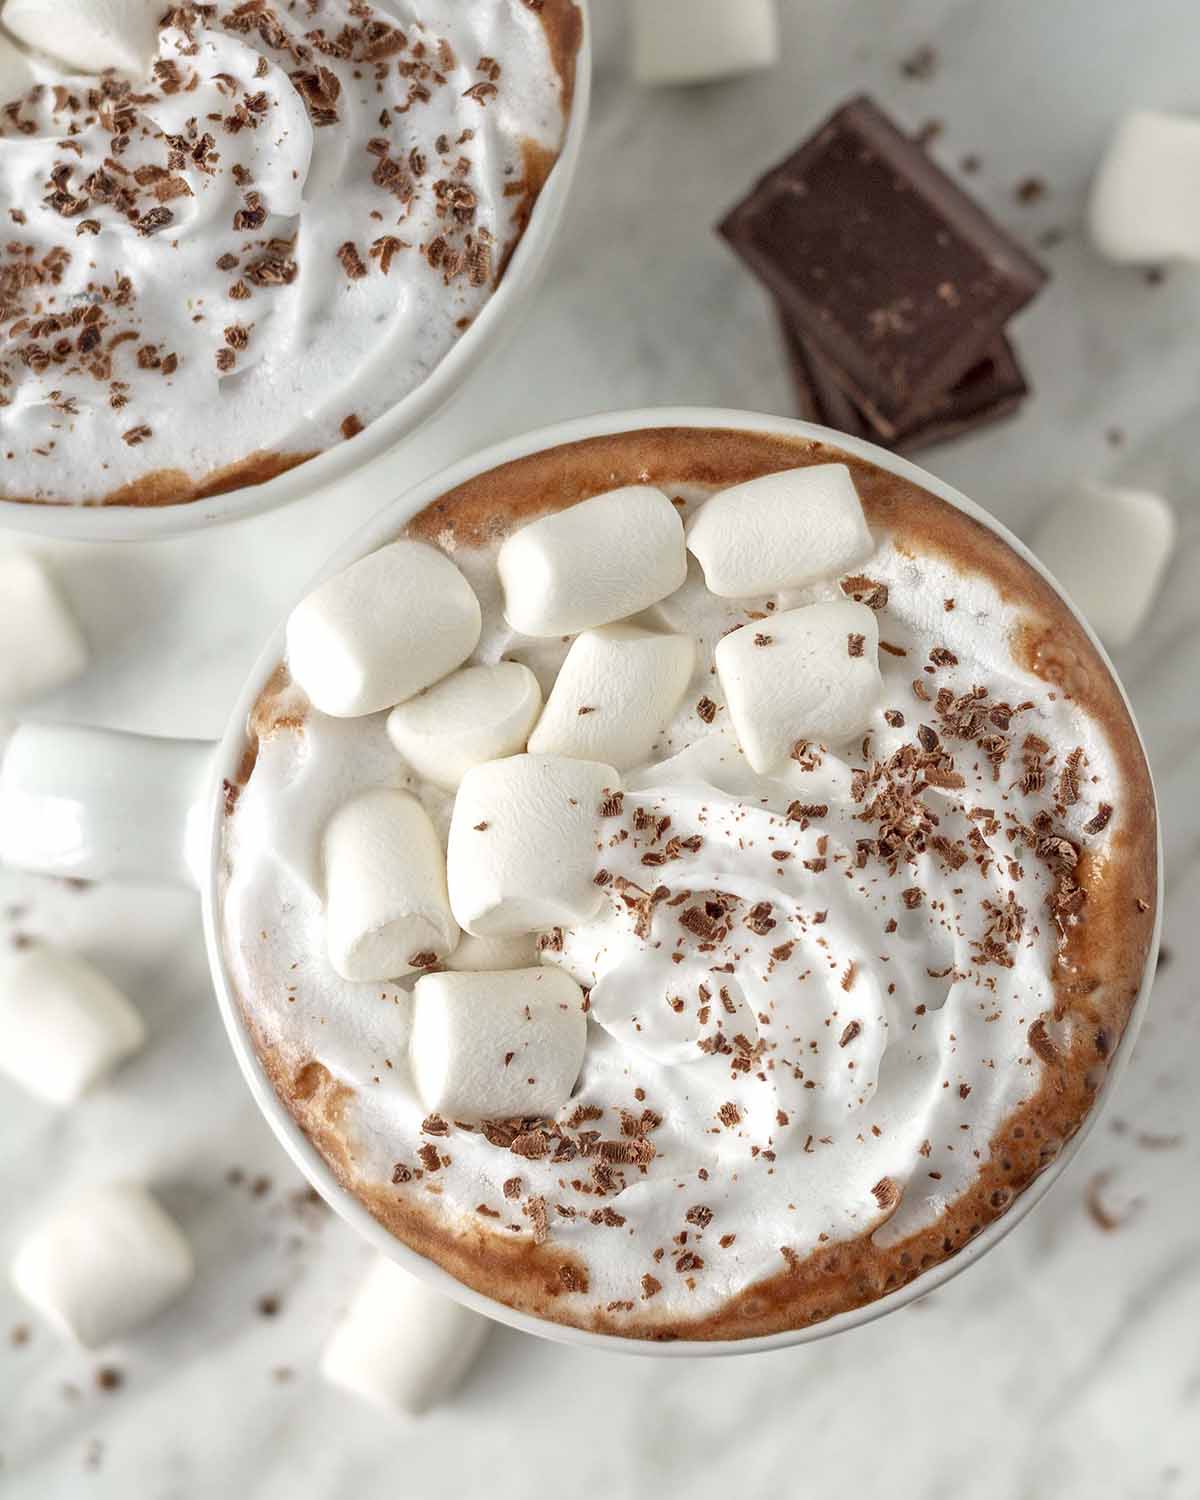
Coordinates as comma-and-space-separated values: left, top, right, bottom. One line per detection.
225, 426, 1157, 1342
2, 1, 583, 512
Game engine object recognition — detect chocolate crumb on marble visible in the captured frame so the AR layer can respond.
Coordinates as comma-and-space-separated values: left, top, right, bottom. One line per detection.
900, 45, 939, 80
1014, 176, 1048, 204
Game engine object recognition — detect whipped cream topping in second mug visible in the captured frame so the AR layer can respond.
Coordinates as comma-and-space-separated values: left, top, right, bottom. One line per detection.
0, 0, 580, 507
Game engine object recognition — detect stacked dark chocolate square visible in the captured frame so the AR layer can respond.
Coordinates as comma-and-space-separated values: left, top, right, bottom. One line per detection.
719, 96, 1048, 453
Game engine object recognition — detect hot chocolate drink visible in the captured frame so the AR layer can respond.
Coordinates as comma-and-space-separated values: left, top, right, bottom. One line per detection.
0, 0, 580, 508
219, 426, 1156, 1341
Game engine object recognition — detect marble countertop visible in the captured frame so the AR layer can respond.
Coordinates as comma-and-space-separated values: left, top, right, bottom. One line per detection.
2, 2, 1199, 1496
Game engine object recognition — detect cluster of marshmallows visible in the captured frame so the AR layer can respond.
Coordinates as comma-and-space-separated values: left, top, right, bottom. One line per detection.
0, 945, 199, 1350
0, 931, 489, 1415
285, 462, 881, 1124
1024, 107, 1193, 651
10, 1165, 489, 1416
0, 938, 491, 1415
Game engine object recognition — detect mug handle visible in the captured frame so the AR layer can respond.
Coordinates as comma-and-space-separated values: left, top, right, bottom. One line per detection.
0, 724, 215, 888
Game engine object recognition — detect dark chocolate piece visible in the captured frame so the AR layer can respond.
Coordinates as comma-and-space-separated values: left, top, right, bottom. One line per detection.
781, 311, 1028, 454
719, 95, 1047, 433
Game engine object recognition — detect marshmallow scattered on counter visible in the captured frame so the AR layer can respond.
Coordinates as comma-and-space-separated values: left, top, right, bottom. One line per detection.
447, 754, 618, 935
12, 1183, 194, 1348
0, 945, 145, 1106
321, 1256, 490, 1418
410, 967, 587, 1120
686, 464, 873, 598
323, 788, 459, 982
3, 0, 162, 79
631, 0, 779, 85
0, 553, 89, 708
445, 931, 540, 972
528, 625, 695, 771
497, 486, 687, 637
715, 601, 882, 771
286, 542, 481, 718
386, 662, 542, 790
1031, 482, 1176, 648
1088, 111, 1200, 264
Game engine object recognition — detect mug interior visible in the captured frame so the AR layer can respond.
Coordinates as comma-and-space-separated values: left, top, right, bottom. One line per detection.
0, 6, 592, 544
200, 408, 1163, 1356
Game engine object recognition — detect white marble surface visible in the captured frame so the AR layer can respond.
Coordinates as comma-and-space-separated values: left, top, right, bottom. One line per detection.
2, 2, 1199, 1495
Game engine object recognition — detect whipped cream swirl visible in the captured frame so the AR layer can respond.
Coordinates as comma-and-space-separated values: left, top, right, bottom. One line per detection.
222, 485, 1125, 1325
0, 1, 569, 503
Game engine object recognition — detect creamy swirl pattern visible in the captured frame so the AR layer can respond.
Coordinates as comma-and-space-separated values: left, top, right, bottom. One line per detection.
0, 1, 570, 504
221, 480, 1128, 1327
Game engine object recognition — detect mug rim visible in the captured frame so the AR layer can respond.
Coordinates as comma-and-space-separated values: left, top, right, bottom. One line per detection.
200, 406, 1163, 1357
0, 4, 592, 544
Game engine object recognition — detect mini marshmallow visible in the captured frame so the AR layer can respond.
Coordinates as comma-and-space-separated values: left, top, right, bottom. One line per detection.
410, 966, 587, 1120
0, 945, 145, 1106
386, 662, 542, 790
1031, 482, 1176, 648
0, 553, 88, 707
631, 0, 779, 85
324, 788, 458, 982
12, 1183, 194, 1348
1088, 111, 1200, 264
497, 486, 687, 637
287, 542, 481, 718
3, 0, 161, 79
527, 625, 695, 771
715, 601, 882, 771
321, 1256, 490, 1417
686, 464, 874, 598
447, 754, 618, 936
446, 931, 540, 972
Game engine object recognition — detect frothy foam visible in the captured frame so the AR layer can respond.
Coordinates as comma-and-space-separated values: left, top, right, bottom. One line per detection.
0, 1, 574, 505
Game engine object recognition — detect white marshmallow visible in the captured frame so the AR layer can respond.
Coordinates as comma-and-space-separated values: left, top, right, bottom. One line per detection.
323, 788, 458, 982
2, 0, 161, 79
1088, 111, 1200, 264
497, 486, 687, 637
1031, 483, 1176, 648
287, 542, 481, 718
0, 28, 37, 99
386, 662, 541, 790
12, 1183, 194, 1348
0, 945, 144, 1106
715, 601, 882, 772
631, 0, 779, 85
447, 754, 618, 936
321, 1256, 490, 1417
410, 967, 587, 1120
528, 625, 695, 771
686, 464, 873, 598
446, 931, 540, 972
0, 553, 88, 707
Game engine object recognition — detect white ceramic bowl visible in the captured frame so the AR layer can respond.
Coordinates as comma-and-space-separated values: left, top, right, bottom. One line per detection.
0, 9, 591, 544
0, 408, 1163, 1356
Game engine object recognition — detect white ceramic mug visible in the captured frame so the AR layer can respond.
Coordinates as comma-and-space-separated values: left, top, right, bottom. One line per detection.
0, 408, 1162, 1357
0, 10, 591, 545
